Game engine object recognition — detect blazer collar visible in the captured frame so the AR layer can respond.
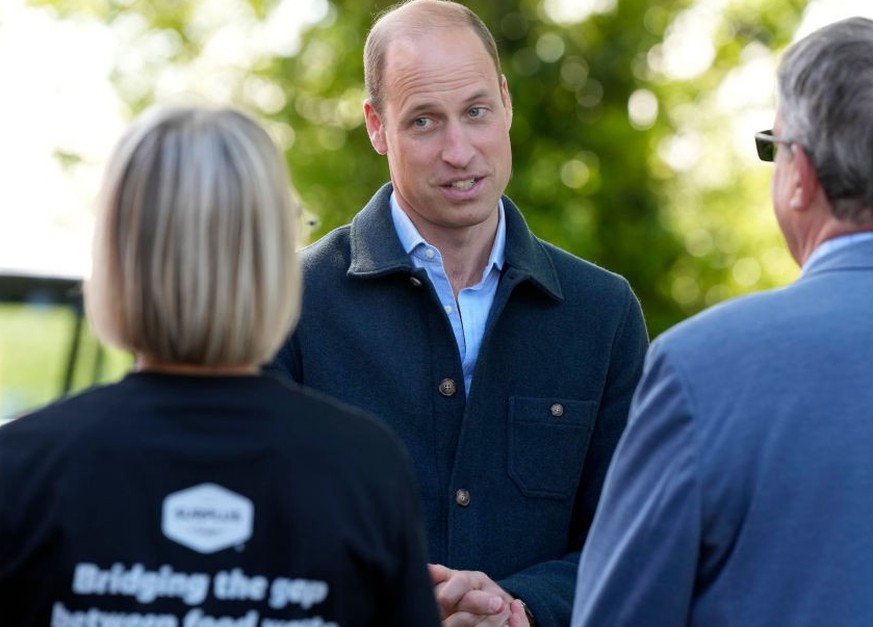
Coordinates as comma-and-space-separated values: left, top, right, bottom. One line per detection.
348, 183, 562, 301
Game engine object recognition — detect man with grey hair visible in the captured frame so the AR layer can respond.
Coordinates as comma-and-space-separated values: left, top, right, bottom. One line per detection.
571, 16, 873, 627
269, 0, 649, 625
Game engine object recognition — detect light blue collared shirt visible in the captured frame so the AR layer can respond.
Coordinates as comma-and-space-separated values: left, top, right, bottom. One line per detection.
390, 194, 506, 396
802, 231, 873, 275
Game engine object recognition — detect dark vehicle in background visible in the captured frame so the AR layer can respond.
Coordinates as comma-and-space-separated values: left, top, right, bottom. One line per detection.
0, 270, 128, 423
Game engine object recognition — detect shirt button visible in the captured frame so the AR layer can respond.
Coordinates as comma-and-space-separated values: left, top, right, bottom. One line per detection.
455, 489, 471, 507
444, 304, 453, 315
550, 403, 565, 417
439, 378, 457, 397
425, 248, 436, 260
409, 276, 422, 287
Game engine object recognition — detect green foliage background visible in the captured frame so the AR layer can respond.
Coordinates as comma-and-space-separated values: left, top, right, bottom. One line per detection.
5, 0, 813, 417
37, 0, 809, 336
276, 0, 696, 332
266, 0, 807, 335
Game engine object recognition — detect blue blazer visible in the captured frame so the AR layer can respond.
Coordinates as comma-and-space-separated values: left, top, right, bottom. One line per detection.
572, 238, 873, 626
270, 183, 648, 626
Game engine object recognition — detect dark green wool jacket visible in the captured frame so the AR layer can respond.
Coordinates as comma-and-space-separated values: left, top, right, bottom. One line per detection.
268, 183, 648, 627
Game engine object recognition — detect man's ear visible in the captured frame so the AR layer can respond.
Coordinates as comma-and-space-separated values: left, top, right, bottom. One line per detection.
788, 145, 820, 210
500, 74, 513, 130
364, 100, 387, 155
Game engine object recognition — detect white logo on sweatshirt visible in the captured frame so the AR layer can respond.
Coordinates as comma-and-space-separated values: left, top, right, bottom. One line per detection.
162, 483, 254, 553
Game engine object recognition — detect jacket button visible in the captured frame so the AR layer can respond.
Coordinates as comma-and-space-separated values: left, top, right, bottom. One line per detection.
409, 276, 423, 287
550, 403, 564, 417
455, 489, 471, 507
439, 378, 457, 397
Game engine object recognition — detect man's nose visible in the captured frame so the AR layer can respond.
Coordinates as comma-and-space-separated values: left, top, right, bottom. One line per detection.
441, 121, 475, 168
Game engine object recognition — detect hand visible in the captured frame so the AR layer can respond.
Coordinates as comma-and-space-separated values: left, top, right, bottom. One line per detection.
428, 564, 531, 627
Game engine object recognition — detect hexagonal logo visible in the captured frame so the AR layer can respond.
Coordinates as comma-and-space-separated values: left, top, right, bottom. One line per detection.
161, 483, 254, 554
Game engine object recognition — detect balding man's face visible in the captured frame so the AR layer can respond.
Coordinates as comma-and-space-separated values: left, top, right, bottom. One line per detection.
364, 26, 512, 244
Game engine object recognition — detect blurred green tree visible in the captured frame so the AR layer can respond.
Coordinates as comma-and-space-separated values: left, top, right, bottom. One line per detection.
263, 0, 809, 335
36, 0, 810, 336
271, 0, 700, 334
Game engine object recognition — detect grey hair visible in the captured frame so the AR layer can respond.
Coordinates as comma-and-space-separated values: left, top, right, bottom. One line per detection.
778, 16, 873, 224
364, 0, 502, 114
86, 105, 301, 367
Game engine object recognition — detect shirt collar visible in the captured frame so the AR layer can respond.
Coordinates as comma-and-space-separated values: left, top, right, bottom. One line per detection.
349, 183, 562, 302
802, 231, 873, 275
389, 192, 506, 273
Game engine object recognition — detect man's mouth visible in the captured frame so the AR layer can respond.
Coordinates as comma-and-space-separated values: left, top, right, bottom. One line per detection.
446, 178, 476, 191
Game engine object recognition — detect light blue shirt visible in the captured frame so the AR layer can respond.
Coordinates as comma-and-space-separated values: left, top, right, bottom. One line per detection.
390, 194, 506, 396
803, 231, 873, 274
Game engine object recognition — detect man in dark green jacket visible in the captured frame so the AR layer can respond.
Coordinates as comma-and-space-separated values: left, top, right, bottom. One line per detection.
268, 2, 648, 625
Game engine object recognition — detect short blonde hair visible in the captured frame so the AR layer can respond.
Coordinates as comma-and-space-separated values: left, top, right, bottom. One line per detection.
86, 105, 301, 367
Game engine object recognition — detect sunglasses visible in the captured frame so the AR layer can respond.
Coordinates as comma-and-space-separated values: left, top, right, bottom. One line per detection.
754, 129, 794, 162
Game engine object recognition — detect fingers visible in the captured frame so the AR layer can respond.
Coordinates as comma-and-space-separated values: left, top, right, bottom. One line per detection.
443, 607, 512, 627
507, 599, 531, 627
429, 564, 517, 626
453, 589, 505, 615
435, 569, 481, 606
435, 570, 505, 619
441, 600, 529, 627
429, 563, 453, 586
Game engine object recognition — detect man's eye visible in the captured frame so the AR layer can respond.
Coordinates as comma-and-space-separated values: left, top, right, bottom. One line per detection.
414, 117, 429, 128
469, 107, 484, 118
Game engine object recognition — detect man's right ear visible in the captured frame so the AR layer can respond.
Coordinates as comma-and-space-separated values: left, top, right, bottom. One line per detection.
364, 100, 387, 155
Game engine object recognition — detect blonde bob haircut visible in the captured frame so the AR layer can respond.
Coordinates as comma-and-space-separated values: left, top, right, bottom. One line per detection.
86, 105, 301, 368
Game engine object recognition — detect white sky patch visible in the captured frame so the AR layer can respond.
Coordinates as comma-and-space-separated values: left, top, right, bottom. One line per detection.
794, 0, 873, 40
716, 42, 780, 161
0, 1, 125, 278
654, 0, 729, 80
257, 0, 330, 58
0, 0, 325, 278
542, 0, 617, 25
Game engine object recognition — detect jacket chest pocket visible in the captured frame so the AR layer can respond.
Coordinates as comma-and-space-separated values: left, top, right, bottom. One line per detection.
507, 397, 597, 500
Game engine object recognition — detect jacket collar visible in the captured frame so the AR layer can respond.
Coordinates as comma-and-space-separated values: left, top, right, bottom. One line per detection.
348, 183, 562, 301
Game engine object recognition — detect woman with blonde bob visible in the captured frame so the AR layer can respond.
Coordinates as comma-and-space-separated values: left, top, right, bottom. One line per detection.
0, 105, 440, 627
88, 104, 301, 370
